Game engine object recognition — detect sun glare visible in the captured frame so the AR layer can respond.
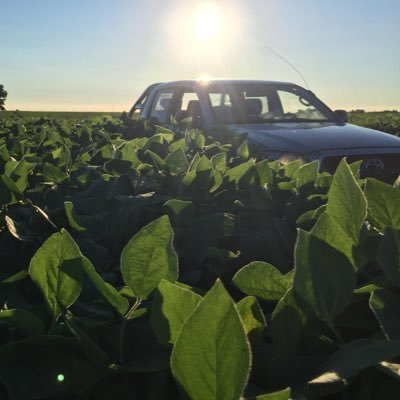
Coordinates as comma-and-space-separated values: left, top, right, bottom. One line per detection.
193, 4, 221, 42
167, 1, 244, 75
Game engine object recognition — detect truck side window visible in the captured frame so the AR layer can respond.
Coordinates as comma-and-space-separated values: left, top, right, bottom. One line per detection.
174, 92, 202, 128
150, 90, 174, 124
208, 92, 234, 123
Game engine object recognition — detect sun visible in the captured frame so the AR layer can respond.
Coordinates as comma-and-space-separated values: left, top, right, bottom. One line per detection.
193, 4, 221, 42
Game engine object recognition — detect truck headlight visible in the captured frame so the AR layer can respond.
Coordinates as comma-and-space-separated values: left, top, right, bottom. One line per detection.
278, 153, 309, 165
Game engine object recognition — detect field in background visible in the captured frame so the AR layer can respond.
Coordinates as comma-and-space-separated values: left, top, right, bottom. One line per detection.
349, 111, 400, 136
0, 110, 121, 120
1, 110, 399, 136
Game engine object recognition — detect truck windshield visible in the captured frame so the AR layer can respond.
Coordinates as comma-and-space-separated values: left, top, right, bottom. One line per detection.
204, 83, 337, 124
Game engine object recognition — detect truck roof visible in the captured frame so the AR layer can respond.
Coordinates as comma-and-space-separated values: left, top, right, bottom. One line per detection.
153, 79, 297, 89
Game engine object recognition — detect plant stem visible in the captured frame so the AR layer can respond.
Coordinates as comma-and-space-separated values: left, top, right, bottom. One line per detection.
327, 320, 344, 344
119, 298, 141, 366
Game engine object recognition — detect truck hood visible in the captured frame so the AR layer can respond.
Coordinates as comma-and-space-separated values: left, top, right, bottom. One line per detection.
229, 122, 400, 154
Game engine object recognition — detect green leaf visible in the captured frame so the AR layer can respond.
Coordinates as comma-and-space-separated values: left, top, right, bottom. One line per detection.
119, 143, 141, 168
169, 137, 189, 153
146, 150, 165, 169
82, 256, 128, 316
164, 147, 189, 175
29, 229, 84, 319
233, 261, 292, 300
211, 152, 227, 173
155, 126, 175, 137
188, 152, 201, 171
163, 199, 194, 224
237, 140, 249, 159
1, 270, 29, 284
186, 155, 214, 189
294, 160, 319, 188
0, 174, 24, 205
370, 289, 400, 340
365, 178, 400, 230
311, 212, 361, 269
43, 162, 68, 184
0, 309, 45, 336
196, 154, 213, 173
293, 229, 356, 323
104, 159, 133, 175
210, 169, 223, 192
64, 201, 86, 232
325, 159, 367, 244
378, 228, 400, 287
151, 279, 202, 347
256, 159, 273, 186
0, 144, 11, 161
297, 204, 326, 225
225, 159, 256, 189
171, 280, 251, 400
249, 388, 290, 400
271, 288, 307, 355
282, 159, 303, 178
5, 159, 28, 191
309, 339, 400, 384
192, 131, 205, 149
348, 159, 362, 178
236, 296, 266, 344
121, 215, 178, 299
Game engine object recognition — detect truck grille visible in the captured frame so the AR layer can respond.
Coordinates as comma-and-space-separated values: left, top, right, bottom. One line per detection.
321, 153, 400, 180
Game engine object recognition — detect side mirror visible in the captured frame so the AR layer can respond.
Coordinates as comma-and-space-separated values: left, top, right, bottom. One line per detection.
334, 109, 348, 123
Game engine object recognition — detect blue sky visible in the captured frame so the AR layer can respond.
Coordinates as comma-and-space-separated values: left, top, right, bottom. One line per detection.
1, 0, 399, 111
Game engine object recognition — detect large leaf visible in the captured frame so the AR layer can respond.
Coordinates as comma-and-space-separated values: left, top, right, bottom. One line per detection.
119, 142, 141, 168
82, 256, 128, 316
271, 288, 307, 355
0, 309, 44, 336
365, 178, 400, 230
325, 159, 367, 244
171, 280, 251, 400
311, 212, 364, 269
293, 229, 356, 323
43, 162, 68, 184
29, 229, 84, 319
151, 279, 202, 347
378, 228, 400, 286
120, 215, 178, 299
309, 339, 400, 384
370, 289, 400, 340
164, 147, 189, 175
233, 261, 292, 300
294, 160, 319, 189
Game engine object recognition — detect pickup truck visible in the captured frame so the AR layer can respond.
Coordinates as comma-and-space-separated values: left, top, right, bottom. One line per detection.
129, 79, 400, 180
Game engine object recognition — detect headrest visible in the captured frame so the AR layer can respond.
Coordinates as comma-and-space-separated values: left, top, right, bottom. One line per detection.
159, 97, 171, 109
246, 98, 262, 115
187, 100, 201, 116
213, 105, 234, 123
174, 110, 190, 122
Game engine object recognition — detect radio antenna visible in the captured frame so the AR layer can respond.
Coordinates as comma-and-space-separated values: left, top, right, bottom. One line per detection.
265, 44, 310, 90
